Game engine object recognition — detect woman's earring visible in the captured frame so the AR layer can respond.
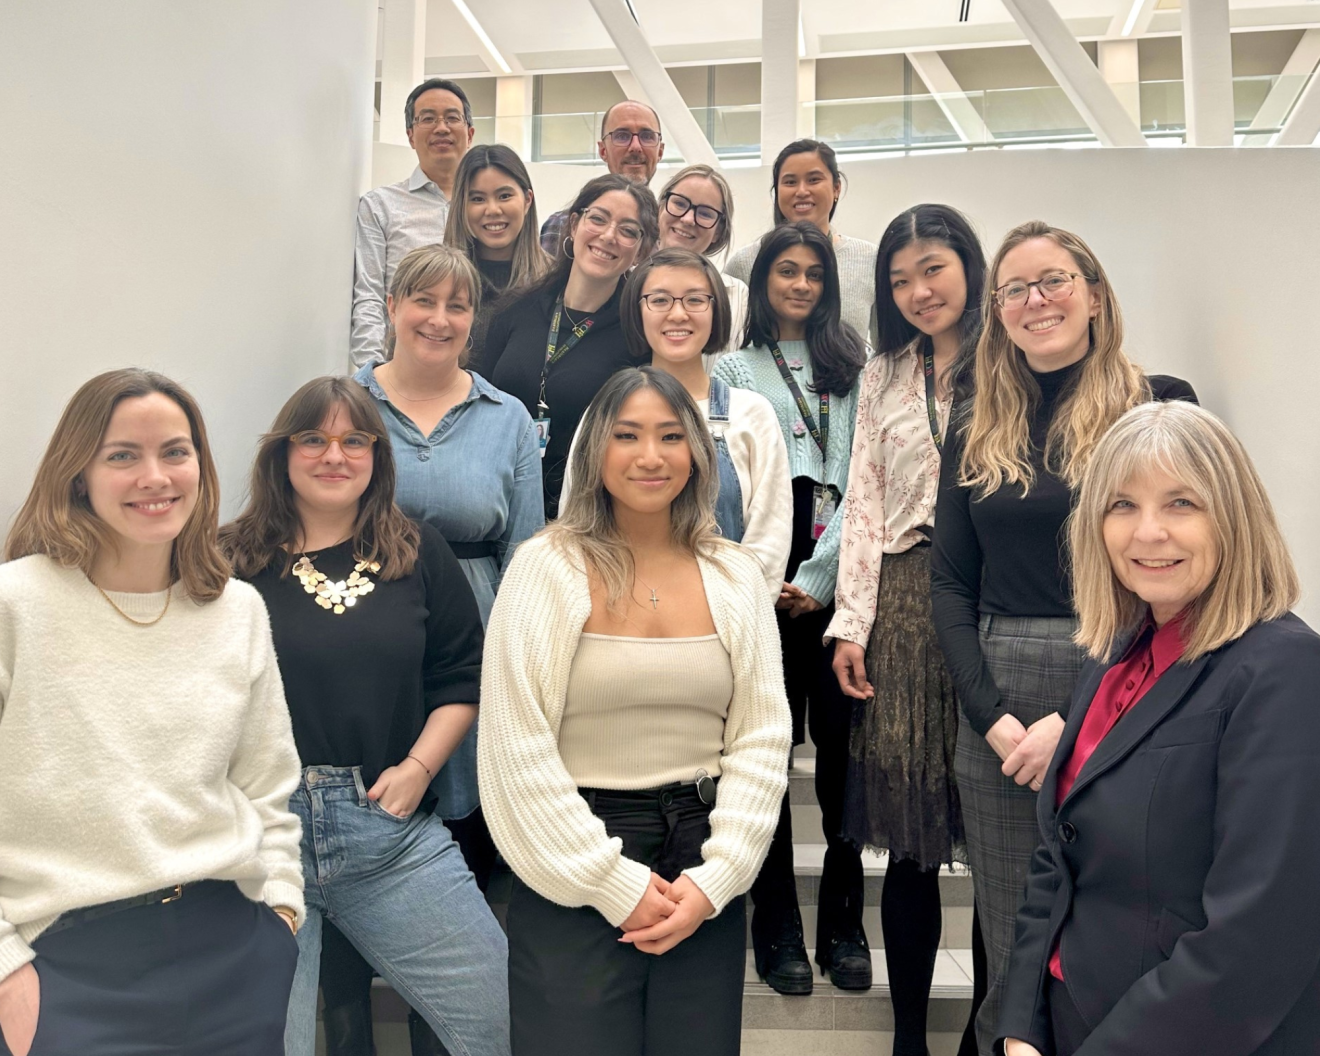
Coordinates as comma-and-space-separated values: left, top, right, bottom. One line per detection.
562, 236, 575, 260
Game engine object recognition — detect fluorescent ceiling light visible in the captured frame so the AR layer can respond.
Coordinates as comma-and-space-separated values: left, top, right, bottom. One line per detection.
798, 14, 807, 58
1121, 0, 1145, 36
451, 0, 512, 73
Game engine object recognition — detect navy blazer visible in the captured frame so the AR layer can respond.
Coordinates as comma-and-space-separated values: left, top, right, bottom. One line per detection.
997, 612, 1320, 1055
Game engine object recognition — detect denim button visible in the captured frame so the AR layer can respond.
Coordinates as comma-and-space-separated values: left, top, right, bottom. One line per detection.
306, 772, 319, 786
1059, 822, 1077, 843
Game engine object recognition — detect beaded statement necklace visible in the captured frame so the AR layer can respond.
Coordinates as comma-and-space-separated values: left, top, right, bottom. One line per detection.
292, 553, 380, 614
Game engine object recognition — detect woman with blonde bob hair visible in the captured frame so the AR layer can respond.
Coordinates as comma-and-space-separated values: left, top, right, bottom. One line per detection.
930, 220, 1196, 1053
999, 400, 1320, 1056
478, 366, 791, 1056
0, 369, 304, 1056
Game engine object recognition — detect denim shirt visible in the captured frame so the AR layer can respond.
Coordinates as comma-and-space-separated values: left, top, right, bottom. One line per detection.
353, 362, 544, 818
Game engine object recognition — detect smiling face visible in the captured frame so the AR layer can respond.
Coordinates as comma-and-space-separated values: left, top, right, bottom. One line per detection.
658, 175, 725, 255
465, 165, 532, 261
601, 387, 692, 519
775, 151, 839, 232
888, 239, 968, 340
568, 189, 645, 285
387, 275, 474, 370
287, 404, 374, 522
598, 102, 664, 181
766, 244, 825, 340
406, 88, 474, 171
995, 237, 1100, 372
81, 393, 201, 557
640, 266, 715, 369
1103, 466, 1219, 627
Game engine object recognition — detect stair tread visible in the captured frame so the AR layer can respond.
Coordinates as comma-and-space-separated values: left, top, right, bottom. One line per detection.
743, 948, 974, 995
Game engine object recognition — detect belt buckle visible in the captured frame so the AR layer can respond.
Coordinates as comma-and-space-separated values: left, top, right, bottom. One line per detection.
160, 884, 184, 904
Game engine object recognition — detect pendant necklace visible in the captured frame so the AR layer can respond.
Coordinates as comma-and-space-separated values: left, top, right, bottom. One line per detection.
633, 572, 660, 610
293, 553, 380, 614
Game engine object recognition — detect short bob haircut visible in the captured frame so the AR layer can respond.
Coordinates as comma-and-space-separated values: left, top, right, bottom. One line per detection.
220, 376, 420, 581
548, 366, 725, 610
1070, 400, 1300, 662
6, 368, 229, 602
656, 163, 737, 259
620, 248, 731, 359
385, 244, 483, 364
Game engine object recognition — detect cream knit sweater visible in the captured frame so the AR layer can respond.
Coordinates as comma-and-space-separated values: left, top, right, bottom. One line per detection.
0, 556, 305, 982
477, 533, 791, 927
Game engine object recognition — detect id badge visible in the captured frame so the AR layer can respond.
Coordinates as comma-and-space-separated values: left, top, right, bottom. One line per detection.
533, 417, 551, 459
812, 484, 837, 540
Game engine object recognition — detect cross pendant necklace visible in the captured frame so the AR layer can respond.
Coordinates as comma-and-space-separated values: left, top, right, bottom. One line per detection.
647, 588, 659, 610
635, 572, 660, 611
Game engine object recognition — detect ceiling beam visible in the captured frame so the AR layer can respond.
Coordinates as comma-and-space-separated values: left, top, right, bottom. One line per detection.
446, 0, 514, 74
761, 0, 801, 167
585, 0, 720, 167
1181, 0, 1235, 146
1276, 60, 1320, 145
906, 50, 994, 144
1108, 0, 1160, 39
1244, 28, 1320, 144
1001, 0, 1148, 146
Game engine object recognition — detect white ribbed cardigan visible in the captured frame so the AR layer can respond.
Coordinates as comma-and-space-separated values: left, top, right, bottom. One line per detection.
477, 533, 791, 926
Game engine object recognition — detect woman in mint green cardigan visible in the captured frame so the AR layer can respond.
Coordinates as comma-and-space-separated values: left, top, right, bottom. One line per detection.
711, 219, 867, 997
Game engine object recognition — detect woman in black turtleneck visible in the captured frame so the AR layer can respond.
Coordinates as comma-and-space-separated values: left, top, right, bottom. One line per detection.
930, 222, 1194, 1056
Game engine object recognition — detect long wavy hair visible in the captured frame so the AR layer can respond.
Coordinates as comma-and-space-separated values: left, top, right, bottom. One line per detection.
444, 144, 550, 292
220, 377, 419, 580
620, 248, 731, 359
547, 367, 726, 610
656, 163, 737, 259
959, 220, 1150, 496
744, 221, 866, 397
6, 368, 229, 602
873, 203, 986, 403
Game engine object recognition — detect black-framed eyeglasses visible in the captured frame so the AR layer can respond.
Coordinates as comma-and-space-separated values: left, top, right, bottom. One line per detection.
663, 193, 724, 230
640, 292, 715, 313
605, 128, 661, 147
993, 272, 1081, 308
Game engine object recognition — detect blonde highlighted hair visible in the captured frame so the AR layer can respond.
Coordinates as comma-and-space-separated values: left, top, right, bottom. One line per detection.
959, 221, 1149, 496
656, 163, 736, 259
1070, 401, 1299, 662
5, 368, 230, 601
546, 367, 728, 610
385, 244, 483, 362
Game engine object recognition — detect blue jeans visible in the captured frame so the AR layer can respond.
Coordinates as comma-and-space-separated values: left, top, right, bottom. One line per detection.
284, 766, 510, 1056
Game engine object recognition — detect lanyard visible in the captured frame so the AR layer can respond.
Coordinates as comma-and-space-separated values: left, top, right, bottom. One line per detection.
538, 295, 594, 412
769, 342, 829, 460
922, 347, 944, 450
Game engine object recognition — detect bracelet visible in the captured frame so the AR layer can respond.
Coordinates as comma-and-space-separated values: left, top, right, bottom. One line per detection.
406, 753, 433, 778
273, 906, 298, 933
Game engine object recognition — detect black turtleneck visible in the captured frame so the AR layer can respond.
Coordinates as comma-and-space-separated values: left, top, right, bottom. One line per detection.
930, 362, 1197, 734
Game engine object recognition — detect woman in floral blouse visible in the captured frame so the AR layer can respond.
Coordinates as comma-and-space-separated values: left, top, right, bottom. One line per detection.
826, 204, 986, 1056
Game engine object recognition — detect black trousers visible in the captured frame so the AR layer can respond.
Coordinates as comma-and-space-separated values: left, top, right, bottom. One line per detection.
1048, 975, 1090, 1056
0, 881, 297, 1056
507, 785, 746, 1056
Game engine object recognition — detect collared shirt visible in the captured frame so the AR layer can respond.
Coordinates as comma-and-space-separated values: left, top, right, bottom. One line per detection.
351, 167, 450, 368
539, 209, 570, 258
1050, 612, 1188, 980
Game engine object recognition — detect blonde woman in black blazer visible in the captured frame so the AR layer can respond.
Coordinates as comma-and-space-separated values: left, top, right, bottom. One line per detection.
998, 401, 1320, 1056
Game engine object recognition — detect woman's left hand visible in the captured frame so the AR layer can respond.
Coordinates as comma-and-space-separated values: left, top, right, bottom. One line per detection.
1001, 712, 1066, 790
778, 583, 823, 618
367, 759, 431, 818
618, 875, 715, 955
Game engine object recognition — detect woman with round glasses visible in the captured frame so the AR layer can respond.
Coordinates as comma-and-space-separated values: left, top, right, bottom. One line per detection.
445, 145, 551, 368
654, 164, 747, 369
724, 139, 876, 343
222, 376, 510, 1056
930, 220, 1196, 1053
485, 173, 659, 519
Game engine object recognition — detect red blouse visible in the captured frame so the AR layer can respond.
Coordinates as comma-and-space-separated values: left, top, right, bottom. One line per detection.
1050, 614, 1187, 981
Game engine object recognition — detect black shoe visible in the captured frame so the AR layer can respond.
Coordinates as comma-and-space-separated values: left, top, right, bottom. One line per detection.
753, 909, 814, 995
816, 928, 873, 991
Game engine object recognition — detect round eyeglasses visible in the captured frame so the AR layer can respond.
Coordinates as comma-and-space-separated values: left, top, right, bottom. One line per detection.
289, 430, 378, 458
993, 272, 1081, 309
579, 209, 644, 247
663, 193, 724, 230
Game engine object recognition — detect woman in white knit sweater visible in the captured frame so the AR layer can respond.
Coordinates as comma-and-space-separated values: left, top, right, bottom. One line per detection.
0, 369, 304, 1056
478, 366, 791, 1056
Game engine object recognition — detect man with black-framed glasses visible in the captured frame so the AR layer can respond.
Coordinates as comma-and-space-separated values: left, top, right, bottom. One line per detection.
540, 100, 664, 256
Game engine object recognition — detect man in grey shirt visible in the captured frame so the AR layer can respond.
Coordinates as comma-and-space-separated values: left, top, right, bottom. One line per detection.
351, 78, 475, 367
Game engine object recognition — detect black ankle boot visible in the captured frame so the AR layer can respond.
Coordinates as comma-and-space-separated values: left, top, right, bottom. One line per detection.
752, 907, 813, 995
322, 999, 376, 1056
816, 925, 873, 990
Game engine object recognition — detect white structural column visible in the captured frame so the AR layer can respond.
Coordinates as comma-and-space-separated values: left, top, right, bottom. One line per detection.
1001, 0, 1147, 147
1246, 29, 1320, 144
379, 0, 427, 146
798, 59, 817, 138
495, 75, 534, 156
1276, 59, 1320, 145
585, 0, 718, 167
1098, 39, 1141, 128
906, 50, 994, 144
1181, 0, 1234, 146
761, 0, 801, 165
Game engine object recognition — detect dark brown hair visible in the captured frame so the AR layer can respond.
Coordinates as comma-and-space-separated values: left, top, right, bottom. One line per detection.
621, 248, 731, 358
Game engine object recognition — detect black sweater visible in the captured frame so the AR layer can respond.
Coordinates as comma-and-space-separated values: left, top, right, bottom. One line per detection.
485, 278, 643, 519
245, 522, 484, 801
931, 362, 1197, 735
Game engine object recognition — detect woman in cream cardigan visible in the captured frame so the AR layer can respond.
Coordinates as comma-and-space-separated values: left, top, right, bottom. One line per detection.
478, 366, 791, 1056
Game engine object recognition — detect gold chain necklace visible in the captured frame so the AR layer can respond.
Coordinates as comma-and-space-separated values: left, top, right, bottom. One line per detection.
384, 367, 466, 404
292, 553, 380, 614
93, 581, 172, 626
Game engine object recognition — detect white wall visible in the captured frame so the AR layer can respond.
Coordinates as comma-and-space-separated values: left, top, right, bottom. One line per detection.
0, 0, 378, 531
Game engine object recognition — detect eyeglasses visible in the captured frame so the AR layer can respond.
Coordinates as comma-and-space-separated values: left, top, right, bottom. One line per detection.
412, 111, 468, 131
640, 292, 715, 313
993, 272, 1081, 308
604, 128, 661, 147
663, 193, 724, 230
579, 209, 644, 247
289, 430, 378, 458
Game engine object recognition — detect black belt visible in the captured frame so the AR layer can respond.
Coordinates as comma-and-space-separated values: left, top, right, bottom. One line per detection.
43, 883, 191, 937
580, 777, 719, 811
447, 540, 498, 560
